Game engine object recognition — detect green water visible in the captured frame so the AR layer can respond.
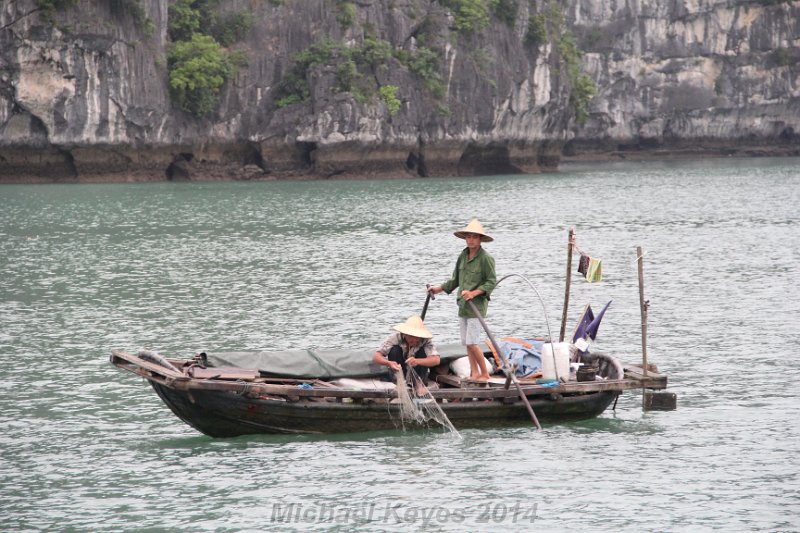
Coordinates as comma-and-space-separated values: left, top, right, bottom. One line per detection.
1, 158, 798, 531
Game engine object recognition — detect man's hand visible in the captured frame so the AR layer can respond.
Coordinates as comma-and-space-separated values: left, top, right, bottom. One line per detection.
461, 289, 481, 300
428, 285, 443, 295
387, 360, 401, 372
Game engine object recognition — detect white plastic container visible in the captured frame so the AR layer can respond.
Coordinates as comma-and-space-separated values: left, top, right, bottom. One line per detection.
541, 342, 571, 381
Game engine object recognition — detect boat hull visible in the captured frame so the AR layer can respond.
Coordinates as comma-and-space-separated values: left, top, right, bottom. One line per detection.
151, 382, 617, 437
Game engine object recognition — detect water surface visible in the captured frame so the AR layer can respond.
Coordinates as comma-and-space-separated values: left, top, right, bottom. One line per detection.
1, 157, 798, 531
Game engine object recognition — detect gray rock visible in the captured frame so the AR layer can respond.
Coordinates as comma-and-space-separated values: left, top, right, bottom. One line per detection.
1, 0, 798, 181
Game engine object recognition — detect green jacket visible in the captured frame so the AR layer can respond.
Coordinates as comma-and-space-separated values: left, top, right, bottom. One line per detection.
441, 247, 496, 318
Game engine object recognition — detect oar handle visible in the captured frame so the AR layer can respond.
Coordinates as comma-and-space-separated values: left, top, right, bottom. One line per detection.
466, 300, 542, 430
421, 284, 435, 320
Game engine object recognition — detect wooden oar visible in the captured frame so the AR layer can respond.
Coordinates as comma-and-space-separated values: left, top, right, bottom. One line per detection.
421, 284, 434, 320
466, 300, 542, 430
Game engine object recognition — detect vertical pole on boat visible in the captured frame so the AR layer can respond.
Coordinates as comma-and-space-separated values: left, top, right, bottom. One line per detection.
636, 246, 649, 407
559, 227, 575, 342
467, 300, 542, 430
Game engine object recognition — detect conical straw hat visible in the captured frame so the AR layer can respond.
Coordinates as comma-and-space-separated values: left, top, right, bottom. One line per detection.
454, 218, 493, 242
392, 315, 433, 339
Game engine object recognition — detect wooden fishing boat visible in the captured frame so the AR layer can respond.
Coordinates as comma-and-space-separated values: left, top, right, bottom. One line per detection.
111, 233, 673, 437
109, 344, 668, 437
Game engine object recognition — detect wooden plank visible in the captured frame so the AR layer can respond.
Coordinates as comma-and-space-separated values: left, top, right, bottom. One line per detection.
171, 374, 666, 399
623, 364, 661, 378
436, 375, 464, 388
623, 364, 668, 388
110, 350, 186, 380
188, 367, 260, 380
175, 379, 396, 399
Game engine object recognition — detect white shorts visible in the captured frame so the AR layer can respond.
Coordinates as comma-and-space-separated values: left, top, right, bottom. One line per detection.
459, 317, 483, 346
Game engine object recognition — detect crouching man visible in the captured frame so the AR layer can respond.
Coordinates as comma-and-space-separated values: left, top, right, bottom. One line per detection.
372, 315, 441, 387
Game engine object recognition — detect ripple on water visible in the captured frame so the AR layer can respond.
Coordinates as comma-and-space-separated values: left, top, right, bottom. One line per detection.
1, 159, 800, 531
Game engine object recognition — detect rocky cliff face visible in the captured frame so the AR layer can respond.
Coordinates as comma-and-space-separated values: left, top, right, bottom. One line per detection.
567, 0, 800, 159
0, 0, 572, 181
0, 0, 798, 182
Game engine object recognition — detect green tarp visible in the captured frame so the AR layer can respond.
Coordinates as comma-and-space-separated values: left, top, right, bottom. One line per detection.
205, 343, 469, 379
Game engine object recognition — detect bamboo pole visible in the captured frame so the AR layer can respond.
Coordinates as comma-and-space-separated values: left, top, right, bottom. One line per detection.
467, 300, 542, 430
636, 246, 649, 412
636, 246, 648, 376
559, 227, 575, 342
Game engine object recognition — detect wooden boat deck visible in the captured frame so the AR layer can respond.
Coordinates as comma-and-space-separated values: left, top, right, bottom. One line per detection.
110, 350, 667, 401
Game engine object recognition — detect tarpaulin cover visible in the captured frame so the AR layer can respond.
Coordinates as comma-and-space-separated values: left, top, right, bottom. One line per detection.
496, 338, 544, 377
205, 343, 469, 379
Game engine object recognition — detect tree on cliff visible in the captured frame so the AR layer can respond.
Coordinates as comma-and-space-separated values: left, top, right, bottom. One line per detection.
167, 34, 238, 116
166, 0, 251, 116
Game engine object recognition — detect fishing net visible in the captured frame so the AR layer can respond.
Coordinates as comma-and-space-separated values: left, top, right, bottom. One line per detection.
394, 369, 461, 438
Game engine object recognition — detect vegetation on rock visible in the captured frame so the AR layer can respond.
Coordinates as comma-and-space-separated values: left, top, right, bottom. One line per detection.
441, 0, 491, 35
545, 2, 596, 123
379, 85, 401, 116
525, 13, 547, 47
36, 0, 75, 24
275, 36, 444, 111
167, 34, 240, 116
336, 1, 357, 28
166, 0, 252, 116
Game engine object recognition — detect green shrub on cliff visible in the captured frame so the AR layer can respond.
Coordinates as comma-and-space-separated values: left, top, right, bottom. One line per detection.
545, 5, 596, 123
403, 46, 445, 97
167, 34, 238, 115
525, 13, 547, 47
442, 0, 491, 35
336, 1, 357, 28
355, 36, 394, 71
439, 0, 520, 35
168, 0, 201, 42
560, 32, 596, 122
275, 40, 347, 107
492, 0, 518, 28
131, 2, 155, 36
166, 0, 252, 116
379, 85, 401, 116
211, 11, 254, 47
570, 74, 596, 123
169, 0, 252, 45
275, 36, 447, 110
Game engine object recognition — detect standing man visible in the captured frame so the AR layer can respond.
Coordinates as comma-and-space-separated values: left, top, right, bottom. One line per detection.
428, 219, 496, 381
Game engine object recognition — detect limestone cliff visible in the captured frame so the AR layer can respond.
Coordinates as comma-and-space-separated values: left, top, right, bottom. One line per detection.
567, 0, 800, 159
0, 0, 798, 182
0, 0, 571, 181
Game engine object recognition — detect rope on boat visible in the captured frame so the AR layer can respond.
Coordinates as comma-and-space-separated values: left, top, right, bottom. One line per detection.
495, 273, 564, 386
495, 273, 555, 343
235, 380, 251, 396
